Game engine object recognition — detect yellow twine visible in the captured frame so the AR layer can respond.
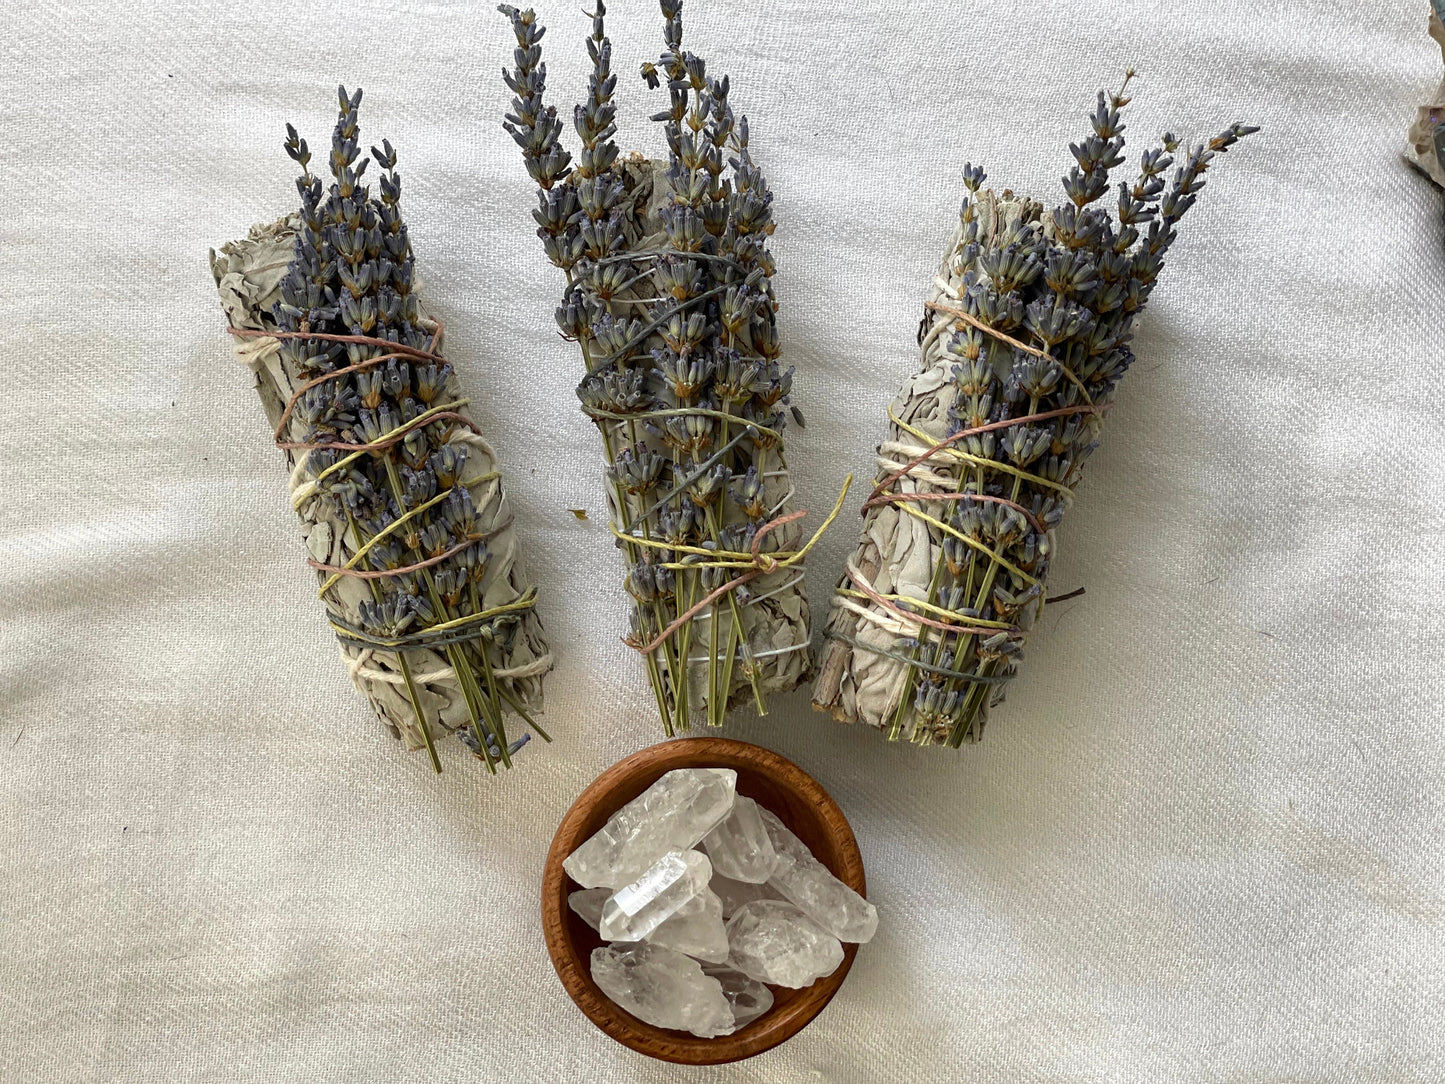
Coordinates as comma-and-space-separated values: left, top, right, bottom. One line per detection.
330, 588, 540, 649
894, 502, 1040, 587
832, 587, 1016, 631
309, 399, 471, 488
608, 474, 853, 576
887, 409, 1076, 499
316, 486, 455, 598
924, 300, 1095, 408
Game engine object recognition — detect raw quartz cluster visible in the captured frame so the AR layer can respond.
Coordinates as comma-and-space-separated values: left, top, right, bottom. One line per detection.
564, 767, 877, 1038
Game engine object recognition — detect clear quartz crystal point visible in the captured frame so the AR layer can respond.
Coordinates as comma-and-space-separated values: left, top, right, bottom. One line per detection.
701, 962, 774, 1029
590, 943, 735, 1038
711, 873, 779, 919
598, 850, 712, 942
701, 795, 778, 883
647, 889, 729, 963
567, 887, 610, 932
564, 768, 738, 889
758, 808, 878, 943
725, 899, 845, 988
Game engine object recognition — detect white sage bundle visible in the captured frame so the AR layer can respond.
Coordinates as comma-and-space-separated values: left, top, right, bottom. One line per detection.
498, 1, 837, 734
814, 79, 1255, 747
211, 88, 551, 773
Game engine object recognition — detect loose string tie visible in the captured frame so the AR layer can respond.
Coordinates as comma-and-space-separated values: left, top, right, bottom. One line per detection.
618, 475, 853, 657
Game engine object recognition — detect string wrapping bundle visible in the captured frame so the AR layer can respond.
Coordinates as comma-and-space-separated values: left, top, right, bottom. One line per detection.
813, 79, 1255, 746
499, 0, 831, 734
211, 89, 551, 772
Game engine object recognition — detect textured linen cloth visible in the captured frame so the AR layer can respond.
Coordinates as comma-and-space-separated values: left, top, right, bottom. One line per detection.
3, 1, 1442, 1080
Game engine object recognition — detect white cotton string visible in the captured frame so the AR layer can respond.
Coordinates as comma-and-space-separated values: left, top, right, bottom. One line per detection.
831, 595, 921, 638
343, 646, 555, 690
682, 641, 810, 666
874, 451, 961, 491
766, 484, 796, 518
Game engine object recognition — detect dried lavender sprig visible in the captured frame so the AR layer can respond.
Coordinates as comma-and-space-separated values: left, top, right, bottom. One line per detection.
499, 0, 811, 733
213, 87, 552, 772
813, 77, 1256, 747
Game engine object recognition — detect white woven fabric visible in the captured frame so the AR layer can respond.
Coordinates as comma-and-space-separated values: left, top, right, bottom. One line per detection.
3, 1, 1442, 1080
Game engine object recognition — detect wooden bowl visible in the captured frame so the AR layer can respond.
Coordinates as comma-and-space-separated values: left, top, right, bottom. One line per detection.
541, 737, 866, 1065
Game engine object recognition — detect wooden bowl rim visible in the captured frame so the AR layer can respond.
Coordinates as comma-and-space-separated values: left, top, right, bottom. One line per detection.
541, 737, 866, 1065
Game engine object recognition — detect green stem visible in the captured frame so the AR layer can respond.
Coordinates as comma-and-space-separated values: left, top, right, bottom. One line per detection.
345, 512, 443, 772
708, 392, 734, 727
469, 581, 507, 743
396, 652, 441, 773
886, 557, 945, 742
596, 424, 674, 734
568, 268, 678, 732
737, 443, 769, 716
944, 395, 1038, 746
706, 576, 722, 727
495, 684, 551, 742
673, 566, 693, 732
381, 457, 504, 770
